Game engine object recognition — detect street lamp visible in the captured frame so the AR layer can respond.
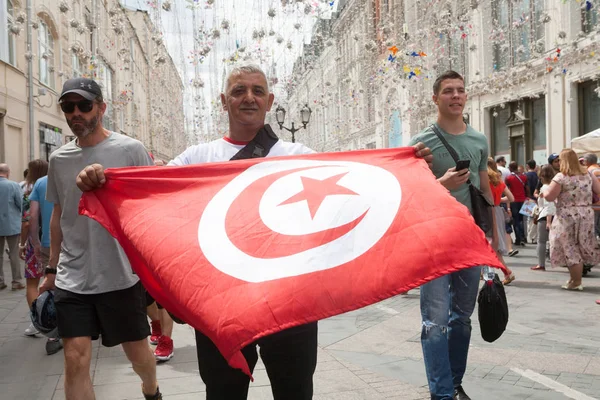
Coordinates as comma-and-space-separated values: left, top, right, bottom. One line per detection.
275, 104, 312, 143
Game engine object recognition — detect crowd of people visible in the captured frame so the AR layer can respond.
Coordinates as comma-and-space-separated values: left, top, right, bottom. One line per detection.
488, 149, 600, 296
1, 66, 599, 400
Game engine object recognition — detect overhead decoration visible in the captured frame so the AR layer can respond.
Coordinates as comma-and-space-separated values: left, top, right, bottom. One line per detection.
23, 0, 596, 153
59, 1, 70, 13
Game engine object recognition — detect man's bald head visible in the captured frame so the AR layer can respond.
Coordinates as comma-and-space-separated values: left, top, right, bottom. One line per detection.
0, 163, 9, 178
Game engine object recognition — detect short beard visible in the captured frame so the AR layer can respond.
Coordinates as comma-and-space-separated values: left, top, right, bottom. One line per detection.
68, 112, 100, 138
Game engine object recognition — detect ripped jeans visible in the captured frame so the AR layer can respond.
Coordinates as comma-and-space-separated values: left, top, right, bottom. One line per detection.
420, 266, 482, 400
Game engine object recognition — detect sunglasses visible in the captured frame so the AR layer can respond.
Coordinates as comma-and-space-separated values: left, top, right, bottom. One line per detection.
60, 100, 95, 114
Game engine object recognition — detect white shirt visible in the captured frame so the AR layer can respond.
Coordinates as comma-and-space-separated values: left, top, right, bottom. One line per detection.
498, 166, 510, 182
537, 184, 556, 219
169, 137, 315, 165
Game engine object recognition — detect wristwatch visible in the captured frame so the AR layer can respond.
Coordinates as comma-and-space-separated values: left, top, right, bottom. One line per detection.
44, 267, 57, 275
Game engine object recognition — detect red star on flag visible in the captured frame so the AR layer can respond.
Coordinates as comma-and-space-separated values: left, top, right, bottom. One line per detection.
278, 172, 358, 219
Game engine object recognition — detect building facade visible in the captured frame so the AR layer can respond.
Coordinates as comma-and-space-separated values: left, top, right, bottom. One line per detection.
0, 0, 186, 178
287, 0, 600, 165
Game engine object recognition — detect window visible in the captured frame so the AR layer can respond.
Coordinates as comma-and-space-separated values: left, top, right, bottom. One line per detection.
437, 32, 469, 81
579, 80, 600, 136
96, 60, 114, 129
492, 0, 545, 71
582, 2, 599, 33
72, 54, 82, 77
38, 20, 55, 88
6, 0, 16, 65
531, 96, 546, 149
39, 124, 62, 161
491, 106, 511, 156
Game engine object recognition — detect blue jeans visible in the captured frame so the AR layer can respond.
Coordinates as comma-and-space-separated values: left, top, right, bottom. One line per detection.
420, 266, 482, 400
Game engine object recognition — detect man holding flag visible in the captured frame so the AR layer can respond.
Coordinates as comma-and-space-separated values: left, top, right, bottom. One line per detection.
409, 70, 495, 400
76, 64, 439, 399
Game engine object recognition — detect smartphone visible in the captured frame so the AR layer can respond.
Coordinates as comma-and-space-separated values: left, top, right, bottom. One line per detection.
456, 159, 471, 172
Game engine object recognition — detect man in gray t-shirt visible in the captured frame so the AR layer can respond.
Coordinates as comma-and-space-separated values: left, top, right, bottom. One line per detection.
39, 78, 162, 400
46, 131, 150, 293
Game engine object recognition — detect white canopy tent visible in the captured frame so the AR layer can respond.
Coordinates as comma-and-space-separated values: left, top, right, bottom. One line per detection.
571, 128, 600, 156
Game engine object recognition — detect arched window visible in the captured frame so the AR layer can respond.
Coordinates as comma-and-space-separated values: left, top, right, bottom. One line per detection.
38, 19, 55, 88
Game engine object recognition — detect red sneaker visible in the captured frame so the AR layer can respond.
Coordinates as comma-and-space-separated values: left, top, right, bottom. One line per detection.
150, 320, 162, 345
154, 335, 174, 362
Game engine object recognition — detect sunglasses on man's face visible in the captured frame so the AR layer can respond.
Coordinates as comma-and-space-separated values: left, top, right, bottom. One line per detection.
60, 100, 95, 114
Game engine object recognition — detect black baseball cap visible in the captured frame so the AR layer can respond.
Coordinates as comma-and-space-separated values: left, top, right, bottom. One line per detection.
548, 153, 559, 163
59, 78, 103, 102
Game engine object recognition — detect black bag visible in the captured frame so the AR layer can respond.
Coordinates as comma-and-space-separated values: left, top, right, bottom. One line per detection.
477, 273, 509, 342
168, 125, 280, 325
430, 125, 494, 237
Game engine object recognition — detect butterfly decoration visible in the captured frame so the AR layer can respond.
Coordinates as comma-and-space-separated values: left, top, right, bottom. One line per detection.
388, 45, 398, 55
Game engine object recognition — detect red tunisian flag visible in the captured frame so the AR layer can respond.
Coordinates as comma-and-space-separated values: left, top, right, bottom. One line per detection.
79, 148, 504, 376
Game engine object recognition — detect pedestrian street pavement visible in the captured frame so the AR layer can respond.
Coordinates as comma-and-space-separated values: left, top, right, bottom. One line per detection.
1, 244, 600, 400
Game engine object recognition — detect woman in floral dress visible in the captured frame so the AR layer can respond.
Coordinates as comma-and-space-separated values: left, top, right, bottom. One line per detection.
540, 149, 600, 290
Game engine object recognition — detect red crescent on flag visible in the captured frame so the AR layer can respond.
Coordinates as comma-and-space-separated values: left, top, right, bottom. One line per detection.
225, 167, 368, 258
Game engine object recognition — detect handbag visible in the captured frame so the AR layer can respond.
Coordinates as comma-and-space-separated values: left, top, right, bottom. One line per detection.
430, 125, 494, 237
168, 125, 280, 325
478, 270, 509, 342
532, 205, 540, 224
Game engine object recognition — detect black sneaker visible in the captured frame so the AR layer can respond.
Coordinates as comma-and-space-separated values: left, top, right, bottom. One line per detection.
143, 387, 162, 400
453, 385, 472, 400
46, 338, 63, 355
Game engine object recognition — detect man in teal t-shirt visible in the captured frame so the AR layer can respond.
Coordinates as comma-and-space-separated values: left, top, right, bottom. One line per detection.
29, 175, 64, 355
29, 176, 53, 253
409, 123, 488, 214
408, 71, 494, 400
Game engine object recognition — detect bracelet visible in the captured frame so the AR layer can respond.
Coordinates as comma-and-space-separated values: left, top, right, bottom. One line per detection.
19, 243, 26, 250
44, 267, 57, 275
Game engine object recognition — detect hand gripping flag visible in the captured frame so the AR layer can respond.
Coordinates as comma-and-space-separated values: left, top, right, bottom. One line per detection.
79, 148, 504, 376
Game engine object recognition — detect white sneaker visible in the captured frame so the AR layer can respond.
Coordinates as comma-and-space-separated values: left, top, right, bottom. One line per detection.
24, 323, 39, 337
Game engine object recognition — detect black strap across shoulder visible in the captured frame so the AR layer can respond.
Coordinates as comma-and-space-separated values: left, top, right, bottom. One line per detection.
430, 124, 472, 185
229, 124, 279, 161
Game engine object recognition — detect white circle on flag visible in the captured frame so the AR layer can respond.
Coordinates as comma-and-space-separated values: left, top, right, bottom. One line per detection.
198, 159, 401, 282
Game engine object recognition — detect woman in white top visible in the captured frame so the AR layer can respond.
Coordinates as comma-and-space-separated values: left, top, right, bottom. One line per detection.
531, 165, 557, 271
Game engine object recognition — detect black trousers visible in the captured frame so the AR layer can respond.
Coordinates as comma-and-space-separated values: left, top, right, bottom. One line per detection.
195, 322, 318, 400
510, 201, 525, 244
